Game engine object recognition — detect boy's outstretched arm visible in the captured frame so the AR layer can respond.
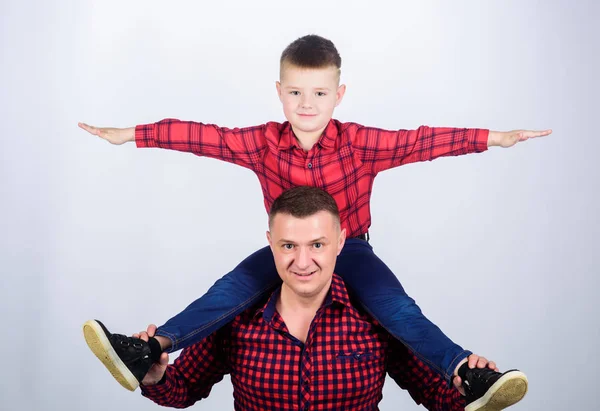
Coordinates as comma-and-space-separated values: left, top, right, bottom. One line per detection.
351, 124, 552, 173
78, 119, 268, 171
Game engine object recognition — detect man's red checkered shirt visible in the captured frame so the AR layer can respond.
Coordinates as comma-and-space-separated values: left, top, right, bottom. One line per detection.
140, 274, 465, 410
135, 119, 488, 238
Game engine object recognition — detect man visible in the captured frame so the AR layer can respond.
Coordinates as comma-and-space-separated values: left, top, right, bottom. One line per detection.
90, 187, 521, 410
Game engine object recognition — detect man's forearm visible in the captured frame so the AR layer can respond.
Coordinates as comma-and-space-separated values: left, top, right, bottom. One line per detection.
140, 335, 227, 408
140, 366, 202, 408
386, 338, 465, 411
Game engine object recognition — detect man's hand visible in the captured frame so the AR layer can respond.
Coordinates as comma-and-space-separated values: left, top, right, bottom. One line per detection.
78, 122, 135, 145
488, 129, 552, 148
452, 354, 499, 396
134, 324, 170, 386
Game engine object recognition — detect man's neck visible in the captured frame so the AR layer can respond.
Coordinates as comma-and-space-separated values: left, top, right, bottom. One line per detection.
291, 125, 327, 151
279, 281, 331, 313
276, 279, 332, 342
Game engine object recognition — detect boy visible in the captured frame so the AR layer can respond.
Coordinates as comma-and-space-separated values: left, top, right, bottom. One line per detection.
80, 34, 549, 409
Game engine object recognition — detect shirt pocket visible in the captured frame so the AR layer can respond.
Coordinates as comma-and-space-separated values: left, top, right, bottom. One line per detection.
328, 351, 382, 371
316, 350, 385, 404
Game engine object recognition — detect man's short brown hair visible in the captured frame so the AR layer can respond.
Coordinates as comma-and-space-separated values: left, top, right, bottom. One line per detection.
280, 35, 341, 78
269, 186, 340, 228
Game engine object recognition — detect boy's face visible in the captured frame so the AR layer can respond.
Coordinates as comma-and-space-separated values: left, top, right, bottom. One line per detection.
276, 65, 346, 139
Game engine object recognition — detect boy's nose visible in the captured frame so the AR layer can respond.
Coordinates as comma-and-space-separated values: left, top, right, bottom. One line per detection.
300, 96, 313, 108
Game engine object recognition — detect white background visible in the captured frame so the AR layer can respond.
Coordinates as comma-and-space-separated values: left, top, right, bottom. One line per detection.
1, 1, 598, 410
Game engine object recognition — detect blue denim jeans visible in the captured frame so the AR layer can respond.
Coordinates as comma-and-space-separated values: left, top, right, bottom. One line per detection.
156, 238, 470, 383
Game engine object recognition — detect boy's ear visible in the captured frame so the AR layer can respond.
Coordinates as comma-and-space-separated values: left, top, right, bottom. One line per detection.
335, 84, 346, 107
276, 81, 283, 101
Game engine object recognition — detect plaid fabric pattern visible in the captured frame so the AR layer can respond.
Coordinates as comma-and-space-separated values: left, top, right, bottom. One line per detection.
136, 119, 488, 238
141, 275, 465, 410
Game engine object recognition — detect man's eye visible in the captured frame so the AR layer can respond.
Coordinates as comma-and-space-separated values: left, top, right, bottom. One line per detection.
313, 243, 322, 249
283, 244, 294, 250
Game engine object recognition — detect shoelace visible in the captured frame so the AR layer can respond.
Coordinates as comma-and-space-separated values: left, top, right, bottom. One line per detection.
112, 333, 145, 350
467, 367, 499, 385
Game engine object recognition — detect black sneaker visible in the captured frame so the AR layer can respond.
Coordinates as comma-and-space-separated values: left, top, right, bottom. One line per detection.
459, 365, 528, 411
83, 319, 154, 391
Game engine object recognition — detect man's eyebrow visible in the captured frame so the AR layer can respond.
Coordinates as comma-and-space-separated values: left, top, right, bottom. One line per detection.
276, 237, 328, 244
277, 238, 296, 244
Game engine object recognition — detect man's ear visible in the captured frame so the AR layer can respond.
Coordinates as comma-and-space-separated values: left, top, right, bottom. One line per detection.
337, 228, 347, 255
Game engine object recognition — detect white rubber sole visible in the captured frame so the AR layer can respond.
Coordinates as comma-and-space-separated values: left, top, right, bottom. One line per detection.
83, 320, 139, 391
465, 370, 528, 411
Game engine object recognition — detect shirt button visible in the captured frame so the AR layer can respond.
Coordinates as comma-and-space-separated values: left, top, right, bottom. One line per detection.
307, 162, 312, 169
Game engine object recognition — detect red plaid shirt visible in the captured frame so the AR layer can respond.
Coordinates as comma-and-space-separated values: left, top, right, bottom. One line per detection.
136, 119, 488, 238
141, 274, 465, 410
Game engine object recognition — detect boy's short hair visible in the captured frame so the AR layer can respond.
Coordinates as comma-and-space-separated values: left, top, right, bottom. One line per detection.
280, 35, 341, 78
269, 186, 340, 229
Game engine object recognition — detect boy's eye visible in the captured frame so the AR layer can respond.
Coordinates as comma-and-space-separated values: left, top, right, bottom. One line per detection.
316, 92, 326, 97
290, 91, 300, 96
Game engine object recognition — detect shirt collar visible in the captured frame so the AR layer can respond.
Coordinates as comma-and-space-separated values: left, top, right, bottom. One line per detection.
255, 273, 352, 322
277, 119, 338, 151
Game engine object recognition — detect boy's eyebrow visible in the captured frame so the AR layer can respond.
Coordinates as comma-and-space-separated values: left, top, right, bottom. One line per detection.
282, 85, 331, 91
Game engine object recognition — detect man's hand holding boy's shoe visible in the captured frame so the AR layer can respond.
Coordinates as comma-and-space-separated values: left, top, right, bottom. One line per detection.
134, 324, 171, 386
453, 353, 528, 411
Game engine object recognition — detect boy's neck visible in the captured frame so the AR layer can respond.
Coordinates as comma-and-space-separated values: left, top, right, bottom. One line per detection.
291, 125, 326, 151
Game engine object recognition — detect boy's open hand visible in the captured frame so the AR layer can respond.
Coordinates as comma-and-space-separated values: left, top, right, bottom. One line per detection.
78, 122, 135, 145
488, 129, 552, 148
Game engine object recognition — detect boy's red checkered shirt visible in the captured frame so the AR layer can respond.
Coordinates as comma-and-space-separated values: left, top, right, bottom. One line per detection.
140, 274, 465, 410
136, 119, 488, 238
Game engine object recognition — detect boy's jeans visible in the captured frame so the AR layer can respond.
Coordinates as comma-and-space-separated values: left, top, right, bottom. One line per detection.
156, 239, 470, 383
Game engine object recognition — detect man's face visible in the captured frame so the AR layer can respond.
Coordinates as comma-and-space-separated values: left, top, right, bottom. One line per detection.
276, 65, 346, 139
267, 211, 346, 300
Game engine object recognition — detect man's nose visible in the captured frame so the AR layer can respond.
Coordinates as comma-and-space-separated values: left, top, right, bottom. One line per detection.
295, 246, 311, 269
